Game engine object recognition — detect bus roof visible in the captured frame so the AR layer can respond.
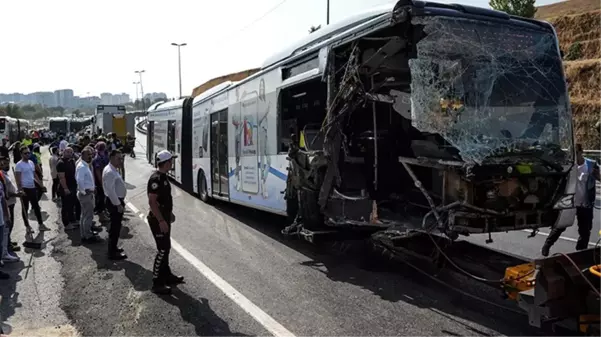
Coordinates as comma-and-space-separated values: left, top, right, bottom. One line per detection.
192, 81, 236, 107
48, 117, 70, 121
261, 2, 394, 69
152, 98, 186, 113
147, 101, 165, 112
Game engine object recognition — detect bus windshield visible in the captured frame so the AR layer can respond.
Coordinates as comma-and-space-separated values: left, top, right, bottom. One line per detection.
408, 16, 572, 165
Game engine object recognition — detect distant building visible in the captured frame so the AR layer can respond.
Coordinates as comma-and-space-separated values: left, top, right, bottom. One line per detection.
55, 89, 74, 108
143, 92, 168, 102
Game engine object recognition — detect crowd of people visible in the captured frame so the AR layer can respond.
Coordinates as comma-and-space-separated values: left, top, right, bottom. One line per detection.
0, 129, 182, 297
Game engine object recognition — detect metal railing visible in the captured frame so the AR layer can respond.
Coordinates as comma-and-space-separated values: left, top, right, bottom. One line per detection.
584, 150, 601, 163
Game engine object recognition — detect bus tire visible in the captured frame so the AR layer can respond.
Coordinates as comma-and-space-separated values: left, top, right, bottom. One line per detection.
198, 170, 210, 203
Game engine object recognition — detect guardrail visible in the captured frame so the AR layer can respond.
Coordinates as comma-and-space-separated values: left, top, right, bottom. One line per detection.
135, 118, 147, 135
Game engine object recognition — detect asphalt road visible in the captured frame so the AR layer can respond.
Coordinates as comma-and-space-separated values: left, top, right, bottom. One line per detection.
0, 133, 596, 336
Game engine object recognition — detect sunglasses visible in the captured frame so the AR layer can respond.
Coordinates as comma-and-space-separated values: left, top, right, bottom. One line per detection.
22, 152, 31, 155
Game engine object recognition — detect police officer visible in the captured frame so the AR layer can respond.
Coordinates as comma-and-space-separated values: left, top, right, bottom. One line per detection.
147, 150, 183, 295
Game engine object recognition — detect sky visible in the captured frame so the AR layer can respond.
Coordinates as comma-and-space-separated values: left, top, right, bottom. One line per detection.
0, 0, 563, 100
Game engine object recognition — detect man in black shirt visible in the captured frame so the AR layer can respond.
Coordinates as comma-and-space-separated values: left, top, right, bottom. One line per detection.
57, 147, 79, 230
147, 150, 183, 295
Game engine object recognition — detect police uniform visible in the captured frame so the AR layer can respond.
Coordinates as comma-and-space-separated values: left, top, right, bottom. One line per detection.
147, 150, 182, 293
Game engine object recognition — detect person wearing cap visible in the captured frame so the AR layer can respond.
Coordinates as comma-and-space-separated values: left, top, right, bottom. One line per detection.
102, 149, 127, 260
147, 150, 183, 294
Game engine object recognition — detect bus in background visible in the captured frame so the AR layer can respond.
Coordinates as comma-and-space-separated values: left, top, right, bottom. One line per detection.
48, 117, 70, 135
0, 117, 30, 144
146, 99, 193, 183
94, 105, 135, 141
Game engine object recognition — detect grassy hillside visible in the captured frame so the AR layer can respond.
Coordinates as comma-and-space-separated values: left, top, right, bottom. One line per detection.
537, 0, 600, 149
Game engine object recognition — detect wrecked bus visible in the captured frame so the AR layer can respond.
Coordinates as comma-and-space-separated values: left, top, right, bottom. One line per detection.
282, 0, 575, 239
148, 0, 576, 241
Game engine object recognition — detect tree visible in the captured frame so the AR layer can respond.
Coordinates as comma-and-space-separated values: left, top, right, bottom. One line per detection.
309, 25, 321, 34
72, 109, 83, 117
490, 0, 536, 18
4, 104, 23, 119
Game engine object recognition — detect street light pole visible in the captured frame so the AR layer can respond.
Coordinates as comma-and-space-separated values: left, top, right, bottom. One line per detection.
132, 81, 140, 109
326, 0, 330, 25
171, 43, 187, 98
135, 70, 145, 111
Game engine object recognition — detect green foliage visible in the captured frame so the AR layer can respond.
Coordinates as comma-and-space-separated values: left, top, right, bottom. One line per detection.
2, 104, 24, 119
309, 25, 321, 34
564, 42, 582, 61
489, 0, 536, 18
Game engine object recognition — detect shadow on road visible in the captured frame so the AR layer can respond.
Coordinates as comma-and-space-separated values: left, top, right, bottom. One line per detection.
0, 261, 24, 324
62, 221, 250, 337
210, 201, 541, 337
118, 260, 251, 337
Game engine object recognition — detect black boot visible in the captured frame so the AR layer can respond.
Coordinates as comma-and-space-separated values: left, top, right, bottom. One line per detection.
167, 274, 184, 285
151, 282, 172, 295
541, 244, 551, 257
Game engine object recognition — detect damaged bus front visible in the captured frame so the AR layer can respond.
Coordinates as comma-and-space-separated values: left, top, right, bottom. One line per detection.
284, 0, 576, 240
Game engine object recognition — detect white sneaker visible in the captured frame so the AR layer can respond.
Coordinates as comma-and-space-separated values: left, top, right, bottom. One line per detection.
3, 253, 20, 263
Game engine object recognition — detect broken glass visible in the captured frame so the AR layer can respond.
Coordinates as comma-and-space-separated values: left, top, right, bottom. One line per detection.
408, 16, 572, 165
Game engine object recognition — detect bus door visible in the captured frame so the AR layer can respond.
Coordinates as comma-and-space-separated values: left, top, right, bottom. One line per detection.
210, 109, 229, 197
174, 118, 182, 183
167, 120, 176, 178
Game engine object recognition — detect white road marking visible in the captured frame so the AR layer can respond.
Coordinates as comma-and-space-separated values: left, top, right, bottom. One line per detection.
521, 229, 597, 246
126, 202, 140, 214
126, 202, 295, 337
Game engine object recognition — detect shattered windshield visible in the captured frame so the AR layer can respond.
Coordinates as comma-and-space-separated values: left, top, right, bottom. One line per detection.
408, 16, 572, 165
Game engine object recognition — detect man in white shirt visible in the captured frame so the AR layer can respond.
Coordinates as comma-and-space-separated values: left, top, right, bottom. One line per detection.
102, 149, 127, 260
15, 146, 49, 233
76, 147, 101, 243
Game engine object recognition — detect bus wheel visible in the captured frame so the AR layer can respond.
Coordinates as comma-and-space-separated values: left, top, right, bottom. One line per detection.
198, 170, 209, 203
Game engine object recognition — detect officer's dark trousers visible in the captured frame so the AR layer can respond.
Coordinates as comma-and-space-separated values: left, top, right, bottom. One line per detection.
106, 198, 125, 255
545, 206, 594, 250
148, 215, 172, 285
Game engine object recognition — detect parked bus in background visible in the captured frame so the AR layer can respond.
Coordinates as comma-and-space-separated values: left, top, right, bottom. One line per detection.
0, 117, 30, 143
48, 117, 70, 135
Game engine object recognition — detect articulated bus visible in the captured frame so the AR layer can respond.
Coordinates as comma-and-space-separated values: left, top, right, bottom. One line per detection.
49, 117, 70, 135
0, 117, 29, 143
147, 0, 574, 236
